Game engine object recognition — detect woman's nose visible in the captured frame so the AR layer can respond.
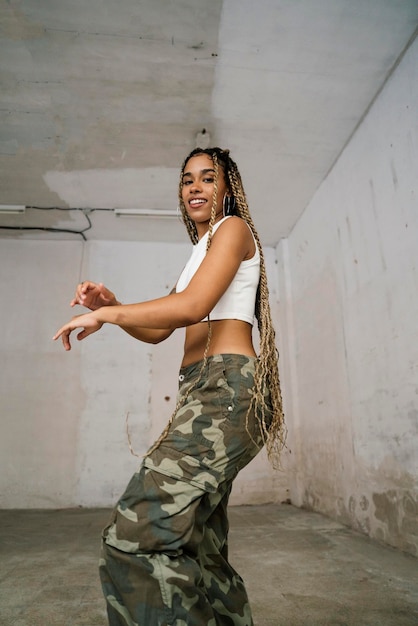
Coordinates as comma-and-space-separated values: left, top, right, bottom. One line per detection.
190, 180, 202, 193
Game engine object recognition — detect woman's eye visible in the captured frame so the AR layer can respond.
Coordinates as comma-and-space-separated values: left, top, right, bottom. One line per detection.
182, 177, 213, 185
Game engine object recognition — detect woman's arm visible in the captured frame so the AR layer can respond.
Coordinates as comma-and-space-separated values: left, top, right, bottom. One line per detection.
118, 325, 174, 344
70, 281, 175, 344
54, 217, 253, 350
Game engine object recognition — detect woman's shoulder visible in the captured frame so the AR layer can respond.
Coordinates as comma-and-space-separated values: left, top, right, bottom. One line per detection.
213, 215, 251, 236
212, 216, 257, 260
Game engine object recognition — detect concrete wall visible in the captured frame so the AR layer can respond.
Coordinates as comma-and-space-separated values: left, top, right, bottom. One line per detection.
0, 239, 287, 508
277, 37, 418, 555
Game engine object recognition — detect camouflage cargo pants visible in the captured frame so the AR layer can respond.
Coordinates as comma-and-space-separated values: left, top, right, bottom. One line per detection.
100, 354, 269, 626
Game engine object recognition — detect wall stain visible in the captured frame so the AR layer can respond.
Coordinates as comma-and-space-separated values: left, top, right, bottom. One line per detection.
373, 489, 418, 556
359, 495, 369, 511
390, 160, 399, 189
368, 179, 387, 271
302, 485, 418, 557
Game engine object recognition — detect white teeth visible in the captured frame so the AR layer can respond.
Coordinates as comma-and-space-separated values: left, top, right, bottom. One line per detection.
190, 199, 205, 206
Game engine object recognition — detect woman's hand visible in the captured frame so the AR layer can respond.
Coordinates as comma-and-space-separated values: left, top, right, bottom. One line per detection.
71, 281, 120, 311
53, 312, 104, 351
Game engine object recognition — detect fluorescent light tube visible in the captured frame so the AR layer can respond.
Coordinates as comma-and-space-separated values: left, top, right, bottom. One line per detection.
114, 208, 177, 218
0, 205, 26, 214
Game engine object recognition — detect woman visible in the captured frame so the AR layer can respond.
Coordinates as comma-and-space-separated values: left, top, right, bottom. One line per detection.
54, 147, 285, 626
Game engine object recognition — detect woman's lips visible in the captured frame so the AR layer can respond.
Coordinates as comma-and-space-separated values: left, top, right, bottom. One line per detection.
188, 198, 207, 208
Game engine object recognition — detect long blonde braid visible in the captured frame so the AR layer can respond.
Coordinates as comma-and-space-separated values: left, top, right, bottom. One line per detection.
146, 148, 286, 464
226, 157, 286, 462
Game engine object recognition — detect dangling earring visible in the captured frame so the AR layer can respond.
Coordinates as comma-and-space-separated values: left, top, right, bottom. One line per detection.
176, 204, 184, 223
223, 194, 236, 216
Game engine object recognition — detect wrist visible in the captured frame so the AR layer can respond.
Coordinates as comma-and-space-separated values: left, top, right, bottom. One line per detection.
94, 307, 109, 324
95, 303, 124, 325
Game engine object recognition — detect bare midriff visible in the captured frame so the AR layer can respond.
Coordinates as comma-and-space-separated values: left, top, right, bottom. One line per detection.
181, 318, 256, 367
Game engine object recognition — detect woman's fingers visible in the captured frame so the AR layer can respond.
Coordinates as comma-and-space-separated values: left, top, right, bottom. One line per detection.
70, 281, 114, 310
53, 314, 102, 350
69, 281, 117, 310
53, 316, 82, 348
53, 324, 73, 350
70, 283, 86, 307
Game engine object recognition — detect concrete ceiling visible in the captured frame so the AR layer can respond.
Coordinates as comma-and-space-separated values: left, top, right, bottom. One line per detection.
1, 0, 417, 246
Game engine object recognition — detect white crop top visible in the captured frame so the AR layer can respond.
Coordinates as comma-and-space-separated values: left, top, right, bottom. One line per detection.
176, 216, 260, 325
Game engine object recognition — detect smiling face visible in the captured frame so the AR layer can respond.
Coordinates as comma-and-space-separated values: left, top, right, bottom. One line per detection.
181, 153, 229, 236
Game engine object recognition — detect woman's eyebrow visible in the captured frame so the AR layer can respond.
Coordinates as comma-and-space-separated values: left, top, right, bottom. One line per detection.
182, 168, 215, 179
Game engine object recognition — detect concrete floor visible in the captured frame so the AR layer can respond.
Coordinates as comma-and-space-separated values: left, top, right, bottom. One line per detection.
0, 505, 417, 626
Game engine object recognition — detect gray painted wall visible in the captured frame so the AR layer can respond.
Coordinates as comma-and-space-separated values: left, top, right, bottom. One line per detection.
277, 37, 418, 556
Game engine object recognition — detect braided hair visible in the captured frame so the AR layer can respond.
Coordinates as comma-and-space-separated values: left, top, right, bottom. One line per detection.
146, 147, 286, 464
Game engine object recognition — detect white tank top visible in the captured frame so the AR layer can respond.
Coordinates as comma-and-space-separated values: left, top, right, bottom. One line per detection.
176, 216, 260, 325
